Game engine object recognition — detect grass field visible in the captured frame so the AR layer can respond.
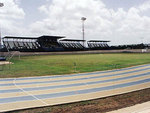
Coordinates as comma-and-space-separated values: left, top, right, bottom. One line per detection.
1, 53, 150, 78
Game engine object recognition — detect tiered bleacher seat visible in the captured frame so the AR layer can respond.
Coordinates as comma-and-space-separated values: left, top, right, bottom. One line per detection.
59, 39, 85, 51
87, 40, 110, 50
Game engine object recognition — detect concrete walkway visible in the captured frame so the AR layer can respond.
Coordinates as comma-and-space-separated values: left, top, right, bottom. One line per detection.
0, 64, 150, 112
108, 101, 150, 113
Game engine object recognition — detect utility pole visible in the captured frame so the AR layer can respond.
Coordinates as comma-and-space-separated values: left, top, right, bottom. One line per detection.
81, 17, 86, 48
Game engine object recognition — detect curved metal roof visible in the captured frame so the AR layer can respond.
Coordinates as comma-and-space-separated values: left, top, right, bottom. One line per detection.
60, 39, 85, 42
3, 35, 65, 40
88, 40, 110, 42
3, 36, 37, 39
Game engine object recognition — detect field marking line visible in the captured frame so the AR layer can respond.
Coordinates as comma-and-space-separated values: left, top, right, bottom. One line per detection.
13, 78, 49, 106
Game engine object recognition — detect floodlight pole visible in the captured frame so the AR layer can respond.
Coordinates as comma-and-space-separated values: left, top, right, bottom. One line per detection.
0, 3, 4, 49
141, 37, 144, 44
81, 17, 86, 48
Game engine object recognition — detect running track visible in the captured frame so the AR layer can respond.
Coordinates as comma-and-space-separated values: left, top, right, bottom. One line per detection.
0, 64, 150, 112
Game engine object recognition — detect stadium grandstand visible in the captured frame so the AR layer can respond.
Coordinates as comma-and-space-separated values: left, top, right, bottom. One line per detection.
3, 36, 40, 51
87, 40, 110, 50
59, 39, 85, 51
3, 36, 64, 52
2, 35, 110, 52
38, 36, 64, 51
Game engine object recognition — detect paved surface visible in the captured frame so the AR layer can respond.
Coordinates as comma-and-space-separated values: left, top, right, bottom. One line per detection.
0, 61, 11, 65
108, 101, 150, 113
0, 64, 150, 112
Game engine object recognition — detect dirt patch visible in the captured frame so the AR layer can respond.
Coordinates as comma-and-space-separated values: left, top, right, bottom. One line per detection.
9, 88, 150, 113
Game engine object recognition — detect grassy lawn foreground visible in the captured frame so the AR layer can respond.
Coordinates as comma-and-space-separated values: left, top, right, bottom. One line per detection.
1, 53, 150, 78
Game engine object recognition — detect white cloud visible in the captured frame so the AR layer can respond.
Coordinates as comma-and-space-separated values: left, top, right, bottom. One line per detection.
0, 0, 25, 36
31, 0, 150, 45
31, 0, 112, 42
139, 0, 150, 11
1, 0, 150, 45
0, 0, 25, 19
14, 0, 22, 5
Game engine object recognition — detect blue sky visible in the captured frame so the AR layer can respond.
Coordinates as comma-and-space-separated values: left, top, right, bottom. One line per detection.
20, 0, 46, 24
0, 0, 150, 45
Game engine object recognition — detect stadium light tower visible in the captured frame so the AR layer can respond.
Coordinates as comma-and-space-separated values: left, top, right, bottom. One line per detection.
141, 37, 144, 44
81, 17, 86, 48
0, 3, 4, 49
0, 3, 4, 7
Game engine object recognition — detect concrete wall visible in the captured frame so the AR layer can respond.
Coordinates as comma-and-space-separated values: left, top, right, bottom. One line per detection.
1, 49, 150, 57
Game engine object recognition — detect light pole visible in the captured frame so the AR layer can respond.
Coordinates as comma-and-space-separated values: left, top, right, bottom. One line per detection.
0, 3, 4, 7
0, 3, 4, 49
141, 37, 144, 44
81, 17, 86, 48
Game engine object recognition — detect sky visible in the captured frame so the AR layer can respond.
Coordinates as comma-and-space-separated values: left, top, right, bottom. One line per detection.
0, 0, 150, 45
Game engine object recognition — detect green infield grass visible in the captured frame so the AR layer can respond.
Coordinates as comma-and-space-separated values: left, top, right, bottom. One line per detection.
1, 53, 150, 78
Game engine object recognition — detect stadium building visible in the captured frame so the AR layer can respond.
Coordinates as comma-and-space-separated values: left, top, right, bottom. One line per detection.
2, 35, 110, 52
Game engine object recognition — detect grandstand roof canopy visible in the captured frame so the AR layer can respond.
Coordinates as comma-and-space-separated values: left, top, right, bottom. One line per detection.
4, 35, 65, 40
60, 39, 86, 42
39, 35, 65, 39
3, 36, 37, 39
88, 40, 110, 42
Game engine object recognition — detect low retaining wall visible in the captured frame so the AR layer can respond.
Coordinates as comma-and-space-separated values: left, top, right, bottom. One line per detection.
1, 49, 150, 56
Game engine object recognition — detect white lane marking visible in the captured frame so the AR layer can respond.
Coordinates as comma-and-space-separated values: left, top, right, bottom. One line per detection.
13, 78, 48, 106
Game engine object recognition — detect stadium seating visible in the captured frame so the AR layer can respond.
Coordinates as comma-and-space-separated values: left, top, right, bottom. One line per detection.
87, 40, 110, 50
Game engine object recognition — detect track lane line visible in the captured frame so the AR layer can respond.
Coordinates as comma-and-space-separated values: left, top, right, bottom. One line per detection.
13, 78, 48, 106
1, 74, 150, 98
0, 70, 150, 95
0, 78, 149, 105
1, 82, 149, 113
1, 66, 150, 88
